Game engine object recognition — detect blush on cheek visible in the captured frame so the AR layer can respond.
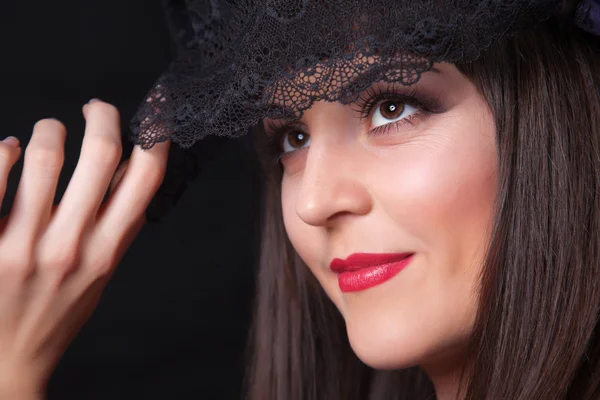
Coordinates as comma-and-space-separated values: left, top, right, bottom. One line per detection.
376, 121, 497, 247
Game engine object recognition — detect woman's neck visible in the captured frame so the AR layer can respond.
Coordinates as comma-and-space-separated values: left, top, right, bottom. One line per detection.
429, 370, 462, 400
421, 348, 468, 400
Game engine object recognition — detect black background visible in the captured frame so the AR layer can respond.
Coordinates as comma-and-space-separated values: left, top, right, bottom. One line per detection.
1, 1, 260, 398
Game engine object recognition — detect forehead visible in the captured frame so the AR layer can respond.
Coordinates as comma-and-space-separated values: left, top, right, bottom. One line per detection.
262, 49, 433, 113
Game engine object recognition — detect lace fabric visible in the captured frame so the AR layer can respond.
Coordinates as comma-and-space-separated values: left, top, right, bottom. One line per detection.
132, 0, 590, 221
130, 0, 563, 150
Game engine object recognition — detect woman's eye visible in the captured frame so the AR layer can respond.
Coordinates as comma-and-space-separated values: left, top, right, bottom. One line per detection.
371, 101, 418, 128
282, 131, 311, 153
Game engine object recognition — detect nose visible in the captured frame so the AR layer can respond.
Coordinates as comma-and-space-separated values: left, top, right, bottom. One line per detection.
295, 142, 373, 227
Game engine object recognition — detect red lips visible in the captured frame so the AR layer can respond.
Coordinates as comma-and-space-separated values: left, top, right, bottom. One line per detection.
330, 252, 414, 292
330, 252, 413, 271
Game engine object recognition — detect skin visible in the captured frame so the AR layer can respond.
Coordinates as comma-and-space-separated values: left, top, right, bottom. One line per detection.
265, 63, 498, 399
0, 100, 170, 398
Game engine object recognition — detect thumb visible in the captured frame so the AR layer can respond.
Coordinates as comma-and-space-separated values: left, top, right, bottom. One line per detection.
109, 159, 130, 194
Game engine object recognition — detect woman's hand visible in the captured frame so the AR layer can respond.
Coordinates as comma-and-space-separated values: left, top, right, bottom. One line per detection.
0, 99, 170, 398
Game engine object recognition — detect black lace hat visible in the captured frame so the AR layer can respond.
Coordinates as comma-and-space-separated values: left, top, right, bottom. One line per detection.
136, 0, 599, 222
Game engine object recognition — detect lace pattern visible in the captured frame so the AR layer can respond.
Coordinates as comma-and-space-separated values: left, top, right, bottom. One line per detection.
130, 0, 563, 150
134, 0, 594, 221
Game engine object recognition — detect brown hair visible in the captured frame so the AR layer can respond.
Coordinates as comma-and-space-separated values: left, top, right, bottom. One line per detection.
245, 18, 600, 399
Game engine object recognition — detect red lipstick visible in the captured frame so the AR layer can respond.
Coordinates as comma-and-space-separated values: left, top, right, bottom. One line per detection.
330, 253, 414, 292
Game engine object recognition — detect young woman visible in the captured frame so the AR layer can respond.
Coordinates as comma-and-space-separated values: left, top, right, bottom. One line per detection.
0, 1, 599, 399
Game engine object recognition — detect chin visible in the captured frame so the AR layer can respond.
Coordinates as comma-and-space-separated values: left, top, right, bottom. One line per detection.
344, 317, 430, 370
345, 314, 473, 375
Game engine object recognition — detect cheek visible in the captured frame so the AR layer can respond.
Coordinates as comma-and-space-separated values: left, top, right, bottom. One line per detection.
375, 115, 498, 298
346, 115, 498, 368
382, 132, 497, 253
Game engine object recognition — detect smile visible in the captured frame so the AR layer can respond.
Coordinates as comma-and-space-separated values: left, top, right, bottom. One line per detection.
329, 252, 415, 293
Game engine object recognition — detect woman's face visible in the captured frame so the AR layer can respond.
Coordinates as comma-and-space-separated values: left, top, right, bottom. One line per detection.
264, 63, 497, 371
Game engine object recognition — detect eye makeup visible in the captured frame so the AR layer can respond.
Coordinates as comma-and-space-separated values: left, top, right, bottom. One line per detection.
261, 81, 446, 163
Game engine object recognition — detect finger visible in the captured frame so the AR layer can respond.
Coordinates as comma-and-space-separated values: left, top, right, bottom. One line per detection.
109, 159, 129, 194
46, 100, 122, 243
0, 137, 22, 210
2, 119, 66, 246
92, 140, 170, 258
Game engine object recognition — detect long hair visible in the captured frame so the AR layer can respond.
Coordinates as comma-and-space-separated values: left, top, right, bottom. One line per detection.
245, 18, 600, 399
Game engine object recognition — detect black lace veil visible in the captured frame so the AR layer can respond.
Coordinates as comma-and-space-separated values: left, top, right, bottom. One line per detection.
132, 0, 577, 221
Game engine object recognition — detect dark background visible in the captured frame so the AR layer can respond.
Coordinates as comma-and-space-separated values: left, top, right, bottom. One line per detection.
1, 1, 260, 398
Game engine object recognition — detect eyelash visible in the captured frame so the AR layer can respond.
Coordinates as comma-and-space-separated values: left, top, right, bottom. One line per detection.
353, 85, 435, 136
263, 84, 442, 162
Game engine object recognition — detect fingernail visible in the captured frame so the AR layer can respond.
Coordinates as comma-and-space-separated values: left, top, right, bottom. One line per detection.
88, 98, 101, 104
3, 136, 20, 148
